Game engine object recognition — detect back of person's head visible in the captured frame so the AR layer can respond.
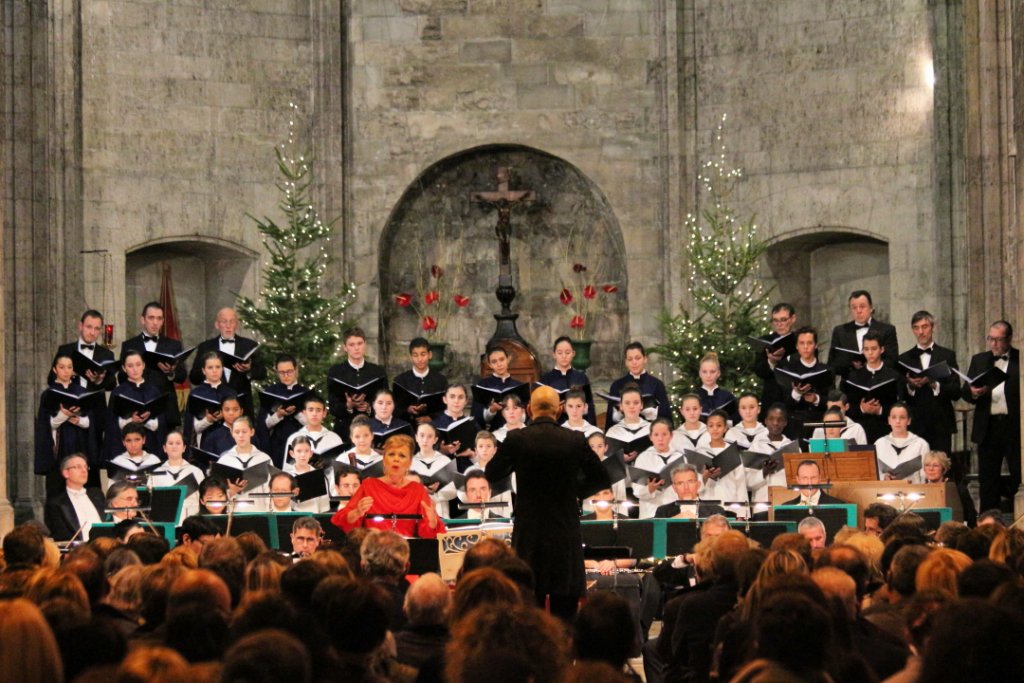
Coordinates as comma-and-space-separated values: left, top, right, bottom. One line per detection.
62, 546, 108, 606
230, 591, 303, 644
934, 520, 970, 548
956, 559, 1016, 599
221, 628, 312, 683
234, 531, 269, 564
708, 530, 750, 581
814, 544, 871, 600
917, 599, 1024, 683
360, 529, 410, 578
308, 548, 353, 580
126, 532, 170, 565
489, 555, 535, 598
561, 661, 634, 683
863, 502, 899, 531
915, 547, 973, 598
888, 544, 931, 598
451, 567, 523, 624
314, 577, 390, 656
955, 526, 1000, 561
446, 604, 569, 683
754, 590, 834, 678
2, 524, 46, 567
735, 547, 769, 597
54, 612, 126, 681
244, 552, 291, 595
811, 566, 858, 622
879, 513, 929, 545
106, 564, 145, 614
280, 559, 330, 613
87, 535, 121, 561
404, 572, 450, 627
0, 598, 64, 683
115, 644, 189, 682
573, 591, 638, 668
460, 537, 514, 576
198, 536, 245, 606
138, 562, 187, 629
23, 567, 90, 613
989, 527, 1024, 566
168, 569, 231, 617
164, 600, 228, 663
103, 547, 142, 577
769, 533, 813, 569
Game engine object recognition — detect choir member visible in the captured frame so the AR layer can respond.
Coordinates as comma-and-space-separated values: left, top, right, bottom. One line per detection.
216, 416, 273, 511
777, 326, 833, 440
827, 289, 899, 380
284, 395, 344, 463
538, 336, 596, 425
562, 390, 602, 438
118, 301, 187, 401
809, 391, 868, 445
631, 418, 684, 519
368, 388, 411, 448
695, 352, 736, 421
471, 344, 521, 431
751, 303, 799, 418
327, 327, 388, 439
150, 430, 205, 522
185, 351, 238, 447
492, 394, 527, 442
725, 393, 767, 448
50, 309, 117, 391
695, 410, 747, 509
875, 402, 930, 481
35, 354, 100, 499
104, 350, 172, 461
189, 307, 265, 417
897, 311, 960, 456
392, 337, 448, 424
604, 384, 651, 464
338, 415, 381, 473
605, 342, 672, 429
670, 394, 709, 453
256, 354, 308, 469
843, 331, 902, 443
411, 422, 456, 518
743, 404, 791, 503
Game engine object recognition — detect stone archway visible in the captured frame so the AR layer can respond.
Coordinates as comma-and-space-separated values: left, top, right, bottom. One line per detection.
378, 144, 629, 382
763, 228, 891, 343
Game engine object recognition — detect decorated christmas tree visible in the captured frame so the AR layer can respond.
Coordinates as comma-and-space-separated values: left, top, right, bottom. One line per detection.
652, 115, 772, 399
236, 104, 356, 393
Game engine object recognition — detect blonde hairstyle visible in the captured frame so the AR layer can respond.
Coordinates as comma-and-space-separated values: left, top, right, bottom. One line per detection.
915, 547, 972, 598
162, 546, 199, 569
989, 527, 1024, 566
699, 351, 720, 368
837, 533, 885, 580
117, 645, 189, 682
0, 598, 63, 683
107, 564, 146, 615
308, 550, 354, 580
244, 552, 290, 594
41, 539, 61, 568
924, 450, 952, 471
383, 433, 415, 456
23, 567, 90, 613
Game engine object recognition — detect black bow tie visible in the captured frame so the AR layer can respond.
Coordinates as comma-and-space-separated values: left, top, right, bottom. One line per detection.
997, 354, 1009, 362
917, 346, 932, 354
80, 344, 95, 350
142, 334, 158, 342
220, 338, 235, 344
855, 323, 869, 330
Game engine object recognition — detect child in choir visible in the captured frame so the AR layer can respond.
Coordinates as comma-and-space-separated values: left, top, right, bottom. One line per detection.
604, 384, 651, 463
780, 326, 833, 438
186, 351, 237, 447
744, 404, 791, 503
150, 430, 205, 521
36, 354, 98, 498
464, 431, 513, 513
105, 350, 169, 460
671, 394, 709, 452
539, 336, 597, 424
696, 352, 737, 422
876, 402, 930, 481
492, 394, 527, 442
268, 472, 298, 514
472, 345, 519, 430
198, 477, 231, 515
199, 396, 245, 456
725, 393, 767, 448
697, 410, 747, 509
282, 435, 330, 513
333, 466, 361, 501
340, 415, 382, 473
217, 415, 273, 510
392, 337, 448, 424
108, 423, 162, 483
605, 342, 672, 429
562, 389, 602, 438
285, 395, 344, 461
369, 388, 411, 445
256, 354, 307, 468
434, 384, 475, 460
631, 418, 683, 519
844, 331, 901, 443
411, 421, 456, 518
810, 390, 869, 445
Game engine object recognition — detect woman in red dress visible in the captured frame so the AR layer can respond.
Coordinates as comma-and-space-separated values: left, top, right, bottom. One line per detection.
332, 433, 446, 538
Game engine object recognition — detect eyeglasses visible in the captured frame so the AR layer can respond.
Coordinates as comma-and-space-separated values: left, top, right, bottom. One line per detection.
986, 336, 1008, 342
771, 317, 792, 324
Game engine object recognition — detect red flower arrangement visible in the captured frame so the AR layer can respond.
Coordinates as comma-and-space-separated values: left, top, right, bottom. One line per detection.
394, 263, 470, 338
559, 261, 618, 340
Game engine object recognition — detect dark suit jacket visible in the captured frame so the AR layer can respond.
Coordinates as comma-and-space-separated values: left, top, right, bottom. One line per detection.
51, 342, 117, 390
188, 336, 265, 414
828, 319, 899, 379
487, 417, 609, 598
119, 334, 187, 386
667, 579, 740, 682
897, 345, 960, 447
44, 487, 105, 541
963, 348, 1020, 444
781, 492, 846, 506
752, 332, 796, 415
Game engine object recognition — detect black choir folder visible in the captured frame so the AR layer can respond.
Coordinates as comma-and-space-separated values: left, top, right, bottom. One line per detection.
741, 441, 800, 471
843, 376, 898, 405
42, 387, 103, 413
602, 452, 627, 484
186, 392, 223, 418
111, 392, 169, 420
144, 346, 196, 369
605, 435, 653, 458
75, 352, 118, 374
953, 366, 1008, 390
220, 344, 261, 366
210, 460, 275, 493
773, 366, 830, 391
627, 459, 679, 485
748, 332, 795, 355
898, 360, 952, 382
371, 422, 413, 450
258, 386, 310, 413
330, 375, 387, 399
293, 469, 329, 502
878, 456, 922, 481
392, 383, 447, 417
471, 382, 531, 406
435, 416, 478, 450
682, 445, 743, 477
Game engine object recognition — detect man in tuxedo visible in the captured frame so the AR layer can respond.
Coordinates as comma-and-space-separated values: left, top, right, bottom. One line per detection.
327, 327, 388, 438
51, 309, 116, 391
119, 301, 187, 389
752, 303, 798, 418
963, 320, 1020, 512
828, 290, 899, 381
486, 385, 609, 621
43, 454, 105, 542
782, 460, 846, 506
189, 307, 265, 416
897, 311, 960, 455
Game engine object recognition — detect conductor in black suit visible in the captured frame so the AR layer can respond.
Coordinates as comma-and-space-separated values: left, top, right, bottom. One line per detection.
897, 311, 960, 455
962, 320, 1020, 512
119, 301, 187, 389
827, 290, 899, 381
188, 307, 265, 415
50, 309, 117, 391
486, 385, 610, 622
781, 460, 846, 506
43, 454, 105, 542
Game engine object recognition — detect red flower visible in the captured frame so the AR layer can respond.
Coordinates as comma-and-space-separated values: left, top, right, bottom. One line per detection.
560, 288, 573, 305
453, 295, 470, 308
424, 290, 440, 305
583, 284, 596, 300
602, 284, 618, 293
395, 293, 412, 307
570, 315, 585, 329
422, 316, 437, 331
431, 265, 444, 279
573, 263, 587, 273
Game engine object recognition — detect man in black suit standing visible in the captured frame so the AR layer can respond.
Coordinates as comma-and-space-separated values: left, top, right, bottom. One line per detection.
782, 460, 846, 506
43, 454, 105, 542
327, 327, 388, 438
752, 303, 799, 418
119, 301, 187, 389
828, 290, 899, 381
189, 307, 265, 416
963, 320, 1020, 512
51, 309, 117, 391
897, 311, 960, 455
486, 385, 609, 622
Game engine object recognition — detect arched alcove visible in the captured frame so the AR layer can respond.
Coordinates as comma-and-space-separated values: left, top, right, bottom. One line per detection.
378, 145, 629, 381
763, 229, 891, 346
125, 238, 258, 345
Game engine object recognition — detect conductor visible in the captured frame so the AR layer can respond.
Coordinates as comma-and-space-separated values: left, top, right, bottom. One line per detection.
486, 385, 610, 621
